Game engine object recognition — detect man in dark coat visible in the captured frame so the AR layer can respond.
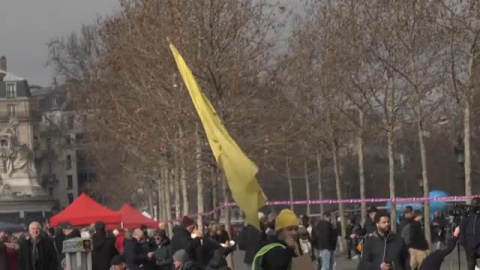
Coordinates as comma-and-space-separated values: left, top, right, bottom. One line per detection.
52, 227, 65, 260
170, 216, 203, 265
460, 198, 480, 270
18, 221, 58, 270
238, 213, 267, 270
313, 211, 337, 270
358, 211, 410, 270
253, 209, 299, 270
92, 221, 118, 270
124, 228, 154, 270
363, 206, 378, 236
153, 229, 173, 270
62, 222, 81, 240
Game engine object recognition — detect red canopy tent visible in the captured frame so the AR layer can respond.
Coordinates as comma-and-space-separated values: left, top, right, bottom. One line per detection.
118, 204, 158, 229
50, 193, 121, 227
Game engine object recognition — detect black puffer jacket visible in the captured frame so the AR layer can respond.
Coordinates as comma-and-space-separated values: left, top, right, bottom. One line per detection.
409, 221, 429, 251
357, 232, 410, 270
92, 232, 118, 270
170, 226, 203, 265
460, 212, 480, 257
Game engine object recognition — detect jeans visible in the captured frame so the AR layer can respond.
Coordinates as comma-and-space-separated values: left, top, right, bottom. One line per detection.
244, 264, 252, 270
466, 255, 477, 270
318, 249, 335, 270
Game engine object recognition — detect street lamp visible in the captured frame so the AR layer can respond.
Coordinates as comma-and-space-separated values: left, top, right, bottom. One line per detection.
417, 173, 424, 195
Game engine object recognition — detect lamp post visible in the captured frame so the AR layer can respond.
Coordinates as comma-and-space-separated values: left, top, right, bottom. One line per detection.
417, 173, 424, 196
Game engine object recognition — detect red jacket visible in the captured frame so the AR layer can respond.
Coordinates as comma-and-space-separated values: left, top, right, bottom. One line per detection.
115, 233, 125, 253
6, 246, 18, 270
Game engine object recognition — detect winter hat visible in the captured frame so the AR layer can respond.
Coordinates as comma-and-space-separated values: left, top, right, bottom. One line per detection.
111, 254, 125, 265
173, 249, 190, 264
181, 216, 195, 228
275, 209, 299, 231
95, 221, 105, 232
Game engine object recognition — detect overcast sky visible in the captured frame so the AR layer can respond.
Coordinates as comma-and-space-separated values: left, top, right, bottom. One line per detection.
0, 0, 117, 86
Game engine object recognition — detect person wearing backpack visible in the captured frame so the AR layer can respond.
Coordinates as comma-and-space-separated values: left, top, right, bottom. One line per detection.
252, 209, 299, 270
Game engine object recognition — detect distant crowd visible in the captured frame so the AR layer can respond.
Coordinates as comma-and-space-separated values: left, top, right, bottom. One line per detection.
2, 199, 480, 270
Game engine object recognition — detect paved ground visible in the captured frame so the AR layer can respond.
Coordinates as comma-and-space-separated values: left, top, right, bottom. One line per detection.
231, 249, 469, 270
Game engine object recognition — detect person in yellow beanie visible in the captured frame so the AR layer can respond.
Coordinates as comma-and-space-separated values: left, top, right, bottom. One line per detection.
251, 209, 300, 270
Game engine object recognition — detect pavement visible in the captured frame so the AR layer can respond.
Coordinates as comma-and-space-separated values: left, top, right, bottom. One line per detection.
231, 249, 469, 270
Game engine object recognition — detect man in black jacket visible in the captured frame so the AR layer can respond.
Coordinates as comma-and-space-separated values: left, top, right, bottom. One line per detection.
170, 216, 203, 265
313, 211, 337, 270
92, 221, 118, 270
19, 221, 58, 270
357, 211, 410, 270
238, 212, 267, 270
124, 229, 154, 270
253, 209, 299, 270
409, 210, 429, 270
460, 198, 480, 270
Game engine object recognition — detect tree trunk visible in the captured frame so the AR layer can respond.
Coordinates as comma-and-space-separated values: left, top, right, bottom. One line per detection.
195, 124, 204, 232
332, 140, 347, 249
316, 150, 325, 215
179, 125, 189, 216
387, 129, 397, 233
358, 109, 367, 225
222, 175, 233, 269
173, 146, 181, 219
286, 156, 294, 211
212, 166, 219, 221
417, 119, 431, 246
157, 174, 166, 222
164, 168, 173, 236
304, 142, 311, 215
464, 101, 472, 201
147, 188, 153, 217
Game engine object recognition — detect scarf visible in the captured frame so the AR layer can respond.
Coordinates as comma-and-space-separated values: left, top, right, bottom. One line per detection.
31, 237, 40, 270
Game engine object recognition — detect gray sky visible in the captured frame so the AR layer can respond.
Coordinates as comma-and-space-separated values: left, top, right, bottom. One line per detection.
0, 0, 117, 86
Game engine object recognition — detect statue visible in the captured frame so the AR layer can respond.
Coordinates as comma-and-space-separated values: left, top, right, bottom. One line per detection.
0, 120, 38, 188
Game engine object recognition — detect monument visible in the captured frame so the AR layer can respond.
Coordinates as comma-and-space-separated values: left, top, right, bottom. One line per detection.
0, 120, 55, 223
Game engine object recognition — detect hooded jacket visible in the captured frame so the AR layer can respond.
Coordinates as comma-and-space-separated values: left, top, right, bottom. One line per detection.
357, 231, 410, 270
92, 232, 118, 270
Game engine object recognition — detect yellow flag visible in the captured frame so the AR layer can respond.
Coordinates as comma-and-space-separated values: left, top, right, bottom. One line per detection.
169, 43, 265, 228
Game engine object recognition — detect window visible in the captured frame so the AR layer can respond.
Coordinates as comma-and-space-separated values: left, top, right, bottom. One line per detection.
48, 162, 53, 174
52, 98, 58, 106
67, 193, 74, 204
66, 136, 71, 145
67, 175, 73, 189
49, 188, 53, 197
6, 83, 16, 99
7, 104, 16, 118
66, 155, 72, 170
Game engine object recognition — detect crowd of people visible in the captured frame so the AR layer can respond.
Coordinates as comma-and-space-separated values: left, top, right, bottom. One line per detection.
1, 199, 480, 270
237, 200, 480, 270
